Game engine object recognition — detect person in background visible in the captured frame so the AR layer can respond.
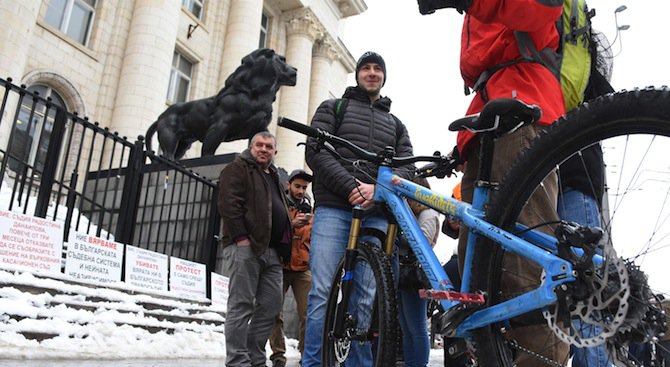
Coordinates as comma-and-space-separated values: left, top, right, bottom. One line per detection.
436, 182, 468, 366
558, 153, 612, 367
441, 181, 462, 241
269, 169, 314, 367
396, 176, 441, 367
302, 51, 415, 367
558, 45, 615, 366
218, 131, 292, 367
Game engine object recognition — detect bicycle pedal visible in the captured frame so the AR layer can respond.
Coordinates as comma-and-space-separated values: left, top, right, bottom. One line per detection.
418, 289, 485, 304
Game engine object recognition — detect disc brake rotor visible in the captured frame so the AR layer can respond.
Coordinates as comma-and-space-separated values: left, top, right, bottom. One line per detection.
543, 244, 630, 347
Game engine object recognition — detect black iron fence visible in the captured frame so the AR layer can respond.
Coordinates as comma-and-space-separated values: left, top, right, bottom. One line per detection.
0, 77, 221, 273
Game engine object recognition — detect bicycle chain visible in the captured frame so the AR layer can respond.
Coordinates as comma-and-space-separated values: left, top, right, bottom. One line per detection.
508, 339, 563, 367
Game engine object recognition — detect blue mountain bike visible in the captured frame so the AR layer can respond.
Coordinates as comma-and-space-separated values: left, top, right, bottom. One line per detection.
278, 87, 670, 367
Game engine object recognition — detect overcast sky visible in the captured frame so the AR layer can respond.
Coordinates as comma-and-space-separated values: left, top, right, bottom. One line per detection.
341, 0, 670, 255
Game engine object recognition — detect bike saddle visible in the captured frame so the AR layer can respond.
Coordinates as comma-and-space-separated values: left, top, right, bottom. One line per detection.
448, 98, 542, 136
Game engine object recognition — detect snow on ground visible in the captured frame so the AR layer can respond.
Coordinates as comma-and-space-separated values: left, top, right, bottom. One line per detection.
0, 269, 446, 365
0, 173, 452, 365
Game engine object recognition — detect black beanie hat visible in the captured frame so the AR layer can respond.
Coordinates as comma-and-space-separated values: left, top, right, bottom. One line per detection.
356, 51, 386, 86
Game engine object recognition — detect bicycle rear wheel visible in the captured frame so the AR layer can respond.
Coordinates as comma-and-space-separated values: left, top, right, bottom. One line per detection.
321, 241, 398, 366
470, 88, 670, 366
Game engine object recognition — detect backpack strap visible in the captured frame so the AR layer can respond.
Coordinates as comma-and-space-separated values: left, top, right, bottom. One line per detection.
472, 58, 537, 94
389, 114, 405, 143
469, 31, 556, 100
333, 98, 349, 134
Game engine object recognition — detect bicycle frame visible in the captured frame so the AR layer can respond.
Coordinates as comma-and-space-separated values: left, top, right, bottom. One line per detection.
374, 164, 577, 337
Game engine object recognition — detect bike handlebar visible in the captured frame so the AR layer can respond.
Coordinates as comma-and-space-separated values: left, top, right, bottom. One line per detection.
277, 116, 458, 176
277, 116, 320, 138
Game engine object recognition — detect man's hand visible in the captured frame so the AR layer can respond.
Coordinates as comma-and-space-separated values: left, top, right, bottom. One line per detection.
348, 180, 375, 208
292, 212, 310, 228
236, 238, 251, 247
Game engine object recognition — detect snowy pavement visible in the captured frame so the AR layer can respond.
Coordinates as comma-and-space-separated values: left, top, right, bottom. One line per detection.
0, 348, 447, 366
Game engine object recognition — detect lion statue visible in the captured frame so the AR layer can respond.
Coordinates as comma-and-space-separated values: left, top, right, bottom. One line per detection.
145, 48, 297, 160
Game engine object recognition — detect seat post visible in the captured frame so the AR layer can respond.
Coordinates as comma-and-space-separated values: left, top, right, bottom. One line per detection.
471, 133, 497, 212
477, 133, 495, 185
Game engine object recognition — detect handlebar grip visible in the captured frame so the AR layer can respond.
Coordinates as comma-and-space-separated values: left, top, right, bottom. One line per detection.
278, 117, 319, 138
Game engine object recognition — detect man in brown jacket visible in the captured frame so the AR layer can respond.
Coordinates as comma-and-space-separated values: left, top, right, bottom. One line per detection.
218, 131, 292, 367
269, 169, 313, 367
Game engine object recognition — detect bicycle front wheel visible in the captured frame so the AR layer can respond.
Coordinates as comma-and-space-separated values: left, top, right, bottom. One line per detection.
321, 241, 398, 367
470, 88, 670, 366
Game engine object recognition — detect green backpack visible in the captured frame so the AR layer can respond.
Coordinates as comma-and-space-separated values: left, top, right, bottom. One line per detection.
516, 0, 595, 111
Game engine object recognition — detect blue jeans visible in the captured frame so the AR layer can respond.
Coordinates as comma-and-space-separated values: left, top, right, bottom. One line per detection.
398, 289, 429, 367
302, 206, 388, 367
557, 188, 613, 367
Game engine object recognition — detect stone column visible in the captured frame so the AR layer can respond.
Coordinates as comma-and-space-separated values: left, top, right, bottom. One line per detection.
109, 0, 180, 141
216, 0, 264, 155
0, 0, 40, 145
308, 38, 338, 122
274, 9, 322, 171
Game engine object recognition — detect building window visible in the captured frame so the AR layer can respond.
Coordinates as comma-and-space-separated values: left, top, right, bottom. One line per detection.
259, 12, 269, 48
8, 85, 67, 175
167, 52, 193, 104
182, 0, 204, 19
44, 0, 97, 45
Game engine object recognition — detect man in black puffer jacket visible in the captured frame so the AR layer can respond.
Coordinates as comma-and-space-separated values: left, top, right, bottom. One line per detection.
301, 51, 414, 367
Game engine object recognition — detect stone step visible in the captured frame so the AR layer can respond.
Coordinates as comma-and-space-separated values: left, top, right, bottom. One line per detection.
0, 269, 226, 344
0, 285, 225, 326
0, 289, 224, 329
0, 270, 228, 359
0, 270, 225, 317
0, 314, 220, 341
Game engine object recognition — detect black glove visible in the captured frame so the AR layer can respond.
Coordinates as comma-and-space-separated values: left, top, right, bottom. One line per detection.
417, 0, 471, 15
447, 145, 464, 167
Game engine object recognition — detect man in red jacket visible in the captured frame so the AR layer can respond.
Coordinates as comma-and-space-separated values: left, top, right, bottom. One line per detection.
418, 0, 567, 365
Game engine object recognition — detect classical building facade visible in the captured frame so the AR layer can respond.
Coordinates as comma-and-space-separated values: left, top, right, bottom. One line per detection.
0, 0, 365, 172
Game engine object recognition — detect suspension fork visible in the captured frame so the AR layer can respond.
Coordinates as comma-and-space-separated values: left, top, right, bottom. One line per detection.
333, 206, 365, 336
384, 221, 398, 256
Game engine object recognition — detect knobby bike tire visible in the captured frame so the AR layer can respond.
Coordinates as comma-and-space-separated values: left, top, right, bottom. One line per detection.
469, 87, 670, 366
321, 241, 398, 366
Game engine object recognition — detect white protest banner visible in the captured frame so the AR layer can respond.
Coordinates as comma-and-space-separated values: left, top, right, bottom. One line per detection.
170, 257, 206, 301
65, 231, 123, 284
125, 245, 168, 292
0, 210, 63, 274
210, 272, 229, 311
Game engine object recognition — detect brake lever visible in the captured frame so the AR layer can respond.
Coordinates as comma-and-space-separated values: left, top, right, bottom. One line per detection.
416, 150, 457, 179
319, 140, 343, 160
302, 142, 319, 155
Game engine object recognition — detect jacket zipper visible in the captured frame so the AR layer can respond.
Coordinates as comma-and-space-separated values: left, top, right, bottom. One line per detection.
368, 104, 375, 149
